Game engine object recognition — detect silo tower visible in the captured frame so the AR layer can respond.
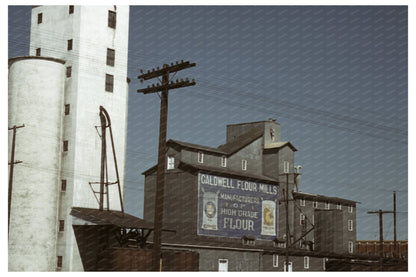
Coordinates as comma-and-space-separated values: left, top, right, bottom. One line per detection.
8, 6, 130, 271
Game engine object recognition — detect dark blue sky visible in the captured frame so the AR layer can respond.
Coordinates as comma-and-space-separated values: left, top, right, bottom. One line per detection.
8, 5, 408, 240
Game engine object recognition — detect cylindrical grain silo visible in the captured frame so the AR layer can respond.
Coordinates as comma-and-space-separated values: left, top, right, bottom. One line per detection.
8, 56, 65, 271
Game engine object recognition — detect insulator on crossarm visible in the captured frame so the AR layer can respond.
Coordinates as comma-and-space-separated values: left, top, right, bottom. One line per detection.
176, 79, 179, 83
140, 69, 143, 73
181, 60, 184, 63
140, 79, 143, 83
192, 79, 195, 83
186, 78, 189, 81
171, 62, 174, 66
157, 66, 159, 70
181, 78, 184, 82
152, 84, 155, 87
176, 61, 179, 65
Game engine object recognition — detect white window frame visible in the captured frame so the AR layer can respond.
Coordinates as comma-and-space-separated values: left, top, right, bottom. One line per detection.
242, 159, 247, 171
348, 241, 354, 253
300, 213, 305, 225
167, 156, 175, 170
337, 203, 342, 210
304, 256, 309, 269
221, 156, 227, 167
284, 261, 292, 272
348, 219, 353, 231
198, 151, 204, 163
323, 258, 328, 271
300, 198, 306, 206
283, 161, 290, 173
325, 201, 330, 210
348, 205, 354, 213
218, 259, 228, 272
313, 200, 318, 208
273, 254, 278, 268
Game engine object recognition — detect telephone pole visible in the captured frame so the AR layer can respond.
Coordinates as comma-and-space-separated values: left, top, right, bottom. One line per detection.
393, 191, 397, 257
368, 209, 394, 271
137, 60, 196, 271
8, 124, 25, 234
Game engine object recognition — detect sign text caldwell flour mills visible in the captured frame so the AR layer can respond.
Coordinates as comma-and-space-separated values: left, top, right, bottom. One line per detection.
198, 173, 279, 240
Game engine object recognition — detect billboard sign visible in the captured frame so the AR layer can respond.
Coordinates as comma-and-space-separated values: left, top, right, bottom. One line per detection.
197, 172, 278, 240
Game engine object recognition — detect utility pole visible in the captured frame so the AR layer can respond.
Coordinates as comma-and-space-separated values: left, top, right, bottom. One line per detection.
393, 191, 397, 257
8, 124, 25, 234
285, 173, 289, 271
368, 209, 394, 271
137, 60, 196, 271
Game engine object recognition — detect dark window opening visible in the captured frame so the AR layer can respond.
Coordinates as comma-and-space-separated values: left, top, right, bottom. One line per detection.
108, 10, 116, 28
63, 140, 68, 151
64, 104, 70, 115
106, 48, 115, 66
59, 220, 65, 232
105, 74, 114, 92
57, 256, 63, 268
69, 5, 74, 14
36, 48, 41, 56
37, 13, 43, 24
66, 66, 72, 78
61, 180, 67, 191
67, 39, 73, 51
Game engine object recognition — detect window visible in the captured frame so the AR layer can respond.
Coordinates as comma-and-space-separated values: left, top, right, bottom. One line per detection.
69, 5, 74, 14
313, 200, 318, 208
63, 140, 68, 151
337, 202, 342, 210
105, 74, 114, 92
59, 220, 65, 232
36, 48, 41, 56
61, 180, 67, 192
108, 10, 116, 28
325, 201, 330, 210
348, 205, 354, 213
198, 152, 204, 163
65, 104, 70, 115
221, 156, 227, 167
348, 241, 354, 253
167, 156, 175, 170
242, 236, 255, 246
242, 159, 247, 171
37, 13, 42, 24
348, 220, 353, 231
300, 213, 305, 225
66, 66, 72, 78
106, 48, 115, 66
283, 161, 289, 173
57, 256, 63, 268
273, 254, 278, 268
284, 262, 292, 272
218, 259, 228, 272
67, 39, 73, 51
300, 198, 305, 206
323, 258, 328, 271
304, 256, 309, 269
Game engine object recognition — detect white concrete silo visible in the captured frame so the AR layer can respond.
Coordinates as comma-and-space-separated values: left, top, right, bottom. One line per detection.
8, 56, 66, 271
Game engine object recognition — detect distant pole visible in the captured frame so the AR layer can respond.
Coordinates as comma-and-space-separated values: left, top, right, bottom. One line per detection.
393, 191, 397, 257
8, 124, 24, 235
137, 61, 196, 271
285, 173, 289, 271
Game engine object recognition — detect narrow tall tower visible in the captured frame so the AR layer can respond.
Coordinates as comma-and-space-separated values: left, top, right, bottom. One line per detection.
8, 6, 129, 271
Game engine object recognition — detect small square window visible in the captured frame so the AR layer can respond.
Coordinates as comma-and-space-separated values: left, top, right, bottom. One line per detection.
37, 13, 43, 24
67, 39, 73, 51
63, 140, 68, 151
313, 200, 318, 208
64, 104, 70, 115
108, 11, 116, 28
221, 156, 227, 167
105, 74, 114, 92
61, 180, 67, 191
348, 205, 354, 213
300, 198, 305, 206
106, 48, 115, 66
337, 202, 342, 210
273, 254, 278, 268
66, 66, 72, 78
167, 156, 175, 170
325, 201, 330, 210
242, 159, 247, 171
300, 213, 305, 225
57, 256, 63, 268
198, 152, 204, 163
59, 220, 65, 232
69, 5, 74, 14
36, 48, 41, 56
348, 241, 354, 253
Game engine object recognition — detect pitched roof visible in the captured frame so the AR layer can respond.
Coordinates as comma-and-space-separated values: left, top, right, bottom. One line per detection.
217, 127, 264, 154
264, 141, 297, 151
178, 161, 278, 184
167, 139, 227, 155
